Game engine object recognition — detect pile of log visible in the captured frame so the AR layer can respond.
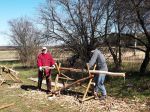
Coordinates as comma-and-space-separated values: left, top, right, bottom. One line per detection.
0, 66, 22, 85
29, 64, 125, 102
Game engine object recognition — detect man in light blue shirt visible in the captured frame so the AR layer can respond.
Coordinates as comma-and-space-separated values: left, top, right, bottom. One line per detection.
88, 48, 108, 100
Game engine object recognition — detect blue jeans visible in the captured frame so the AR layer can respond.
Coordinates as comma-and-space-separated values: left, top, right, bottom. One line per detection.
94, 74, 106, 96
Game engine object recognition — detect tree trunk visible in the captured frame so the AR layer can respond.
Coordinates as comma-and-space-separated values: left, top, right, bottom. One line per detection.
140, 49, 150, 73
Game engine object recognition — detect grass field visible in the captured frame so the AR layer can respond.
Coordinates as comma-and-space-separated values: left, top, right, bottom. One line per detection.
0, 49, 149, 111
0, 51, 19, 61
0, 61, 150, 112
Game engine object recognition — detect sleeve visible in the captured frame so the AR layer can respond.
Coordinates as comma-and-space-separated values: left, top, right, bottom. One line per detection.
88, 50, 98, 68
37, 54, 42, 67
49, 53, 55, 66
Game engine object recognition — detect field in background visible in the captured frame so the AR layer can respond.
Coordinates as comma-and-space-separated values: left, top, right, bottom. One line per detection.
0, 49, 145, 61
0, 51, 19, 61
0, 47, 148, 71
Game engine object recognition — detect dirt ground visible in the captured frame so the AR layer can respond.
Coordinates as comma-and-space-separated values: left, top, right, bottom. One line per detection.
0, 83, 150, 112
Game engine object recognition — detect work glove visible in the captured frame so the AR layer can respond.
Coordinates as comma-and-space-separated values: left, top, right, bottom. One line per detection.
82, 69, 87, 72
51, 65, 55, 69
39, 66, 42, 71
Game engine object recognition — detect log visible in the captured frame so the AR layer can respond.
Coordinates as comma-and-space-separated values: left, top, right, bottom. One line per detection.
60, 73, 74, 80
60, 67, 86, 73
9, 68, 19, 74
81, 96, 95, 102
58, 77, 74, 80
9, 73, 22, 83
52, 75, 94, 94
89, 70, 125, 77
0, 103, 14, 110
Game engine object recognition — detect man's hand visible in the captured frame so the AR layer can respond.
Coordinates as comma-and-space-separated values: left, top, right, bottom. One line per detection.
51, 65, 55, 69
82, 69, 87, 72
39, 66, 42, 71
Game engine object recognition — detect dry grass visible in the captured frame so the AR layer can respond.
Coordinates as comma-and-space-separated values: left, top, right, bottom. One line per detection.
0, 51, 19, 61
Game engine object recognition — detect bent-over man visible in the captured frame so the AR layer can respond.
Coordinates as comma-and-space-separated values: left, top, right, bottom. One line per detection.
88, 48, 108, 100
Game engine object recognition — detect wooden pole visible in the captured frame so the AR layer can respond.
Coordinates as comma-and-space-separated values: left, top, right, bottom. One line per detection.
82, 78, 93, 100
81, 63, 96, 102
54, 63, 60, 91
60, 67, 85, 73
9, 73, 22, 83
89, 70, 125, 77
0, 66, 2, 75
0, 103, 14, 110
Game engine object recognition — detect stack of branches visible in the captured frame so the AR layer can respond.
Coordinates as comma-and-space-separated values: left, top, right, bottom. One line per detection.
0, 66, 22, 85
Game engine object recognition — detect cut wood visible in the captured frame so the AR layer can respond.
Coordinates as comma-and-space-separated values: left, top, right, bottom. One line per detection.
0, 66, 22, 83
0, 103, 14, 110
89, 70, 125, 77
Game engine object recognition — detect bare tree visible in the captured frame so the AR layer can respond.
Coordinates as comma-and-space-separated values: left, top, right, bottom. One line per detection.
130, 0, 150, 73
39, 0, 150, 72
109, 0, 130, 70
101, 0, 123, 71
119, 0, 150, 73
39, 0, 107, 64
104, 0, 150, 72
9, 17, 44, 67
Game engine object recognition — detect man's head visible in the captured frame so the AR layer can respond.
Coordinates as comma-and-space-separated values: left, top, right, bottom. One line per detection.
41, 46, 47, 54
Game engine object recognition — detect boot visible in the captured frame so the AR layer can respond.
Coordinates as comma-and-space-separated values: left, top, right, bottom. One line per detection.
37, 81, 42, 91
94, 92, 99, 100
37, 74, 43, 91
99, 95, 106, 100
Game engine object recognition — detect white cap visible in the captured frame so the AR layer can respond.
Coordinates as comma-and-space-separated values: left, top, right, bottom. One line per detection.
42, 46, 47, 50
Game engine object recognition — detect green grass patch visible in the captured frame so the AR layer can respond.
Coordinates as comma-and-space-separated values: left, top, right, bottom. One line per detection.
0, 61, 150, 111
106, 72, 150, 100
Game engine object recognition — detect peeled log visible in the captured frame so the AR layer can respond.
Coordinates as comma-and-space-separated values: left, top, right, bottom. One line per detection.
89, 70, 125, 77
60, 67, 84, 72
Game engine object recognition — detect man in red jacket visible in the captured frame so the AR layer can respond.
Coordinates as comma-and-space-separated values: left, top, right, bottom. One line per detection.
37, 47, 55, 94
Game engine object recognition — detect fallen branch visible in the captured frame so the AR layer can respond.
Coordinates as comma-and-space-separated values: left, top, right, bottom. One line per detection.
0, 103, 14, 110
89, 70, 125, 77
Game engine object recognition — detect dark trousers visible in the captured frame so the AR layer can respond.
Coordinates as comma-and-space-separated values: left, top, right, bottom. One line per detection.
38, 71, 51, 91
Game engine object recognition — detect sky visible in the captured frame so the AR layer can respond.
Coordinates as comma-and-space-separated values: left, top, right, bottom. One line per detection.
0, 0, 44, 46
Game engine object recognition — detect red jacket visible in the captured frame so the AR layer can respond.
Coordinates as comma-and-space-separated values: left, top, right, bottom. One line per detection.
37, 52, 55, 76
